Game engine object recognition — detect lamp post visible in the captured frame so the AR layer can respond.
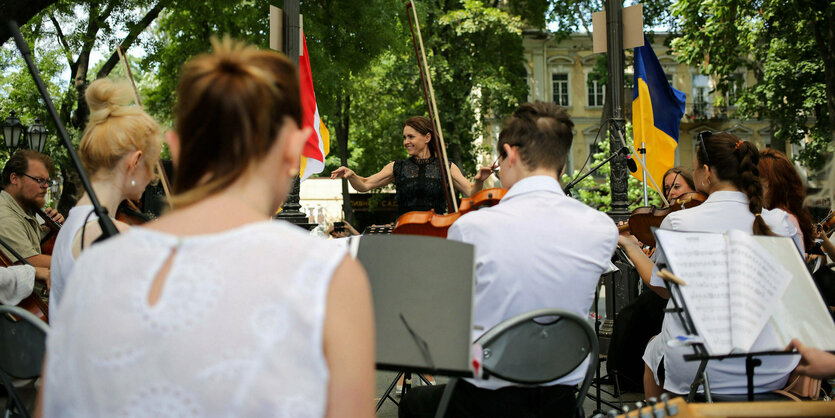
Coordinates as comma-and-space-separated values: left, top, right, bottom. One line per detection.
26, 118, 48, 153
3, 110, 24, 149
2, 111, 50, 153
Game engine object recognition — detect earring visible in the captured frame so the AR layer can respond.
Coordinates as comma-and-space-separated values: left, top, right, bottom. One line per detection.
131, 179, 136, 187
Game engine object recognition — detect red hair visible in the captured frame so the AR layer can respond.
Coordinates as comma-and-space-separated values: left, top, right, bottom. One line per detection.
758, 149, 813, 250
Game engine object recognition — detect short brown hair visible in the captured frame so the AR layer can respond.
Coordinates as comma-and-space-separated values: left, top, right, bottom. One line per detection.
497, 101, 573, 172
172, 37, 302, 207
2, 149, 54, 187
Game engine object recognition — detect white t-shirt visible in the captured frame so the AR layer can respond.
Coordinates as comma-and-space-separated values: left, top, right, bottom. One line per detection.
49, 204, 96, 315
644, 190, 800, 394
44, 220, 346, 417
448, 175, 618, 389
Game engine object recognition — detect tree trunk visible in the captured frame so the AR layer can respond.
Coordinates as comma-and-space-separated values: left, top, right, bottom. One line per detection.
335, 93, 354, 225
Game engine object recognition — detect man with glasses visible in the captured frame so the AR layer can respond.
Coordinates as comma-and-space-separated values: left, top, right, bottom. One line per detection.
0, 149, 64, 274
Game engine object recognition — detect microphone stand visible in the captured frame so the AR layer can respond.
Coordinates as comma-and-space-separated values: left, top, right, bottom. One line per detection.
563, 146, 630, 196
6, 20, 119, 242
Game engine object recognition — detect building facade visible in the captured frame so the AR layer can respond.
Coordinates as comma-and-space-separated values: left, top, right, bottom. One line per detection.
522, 31, 796, 178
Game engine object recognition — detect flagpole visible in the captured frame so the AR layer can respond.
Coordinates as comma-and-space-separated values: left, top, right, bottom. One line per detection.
274, 0, 316, 229
641, 141, 648, 205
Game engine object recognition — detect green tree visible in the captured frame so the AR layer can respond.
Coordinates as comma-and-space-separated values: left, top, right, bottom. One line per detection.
671, 0, 835, 170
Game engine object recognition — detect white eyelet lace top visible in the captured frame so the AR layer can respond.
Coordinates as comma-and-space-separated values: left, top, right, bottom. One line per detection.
43, 220, 346, 417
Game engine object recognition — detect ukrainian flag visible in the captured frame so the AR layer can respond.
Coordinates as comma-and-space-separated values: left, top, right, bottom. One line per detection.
631, 35, 686, 192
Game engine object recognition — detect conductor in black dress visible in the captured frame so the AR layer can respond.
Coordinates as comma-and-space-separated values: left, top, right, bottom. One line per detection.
330, 116, 493, 216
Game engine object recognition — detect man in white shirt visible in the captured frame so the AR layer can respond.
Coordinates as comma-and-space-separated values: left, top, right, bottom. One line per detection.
0, 265, 43, 305
399, 101, 618, 418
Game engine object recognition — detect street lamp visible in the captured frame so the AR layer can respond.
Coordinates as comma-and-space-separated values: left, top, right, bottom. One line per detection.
3, 110, 24, 149
26, 118, 48, 153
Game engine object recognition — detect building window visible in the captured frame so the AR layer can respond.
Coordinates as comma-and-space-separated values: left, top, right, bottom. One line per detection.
552, 73, 569, 107
666, 73, 674, 86
587, 77, 605, 107
727, 73, 744, 106
692, 74, 710, 119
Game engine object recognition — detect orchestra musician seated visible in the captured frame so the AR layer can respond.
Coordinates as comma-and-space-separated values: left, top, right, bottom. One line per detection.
49, 77, 162, 315
39, 38, 374, 417
399, 101, 618, 418
0, 150, 64, 269
619, 131, 801, 399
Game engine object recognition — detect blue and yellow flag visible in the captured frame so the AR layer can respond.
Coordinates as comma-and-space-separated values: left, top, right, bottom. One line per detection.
632, 35, 686, 192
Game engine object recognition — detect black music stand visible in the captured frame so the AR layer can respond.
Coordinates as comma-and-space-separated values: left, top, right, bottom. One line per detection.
658, 266, 800, 402
349, 234, 476, 411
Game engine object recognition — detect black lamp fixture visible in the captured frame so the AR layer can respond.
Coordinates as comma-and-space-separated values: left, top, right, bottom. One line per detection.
3, 110, 24, 149
26, 117, 48, 153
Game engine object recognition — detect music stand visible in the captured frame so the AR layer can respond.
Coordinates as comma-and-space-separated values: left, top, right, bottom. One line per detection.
350, 235, 475, 411
658, 266, 802, 402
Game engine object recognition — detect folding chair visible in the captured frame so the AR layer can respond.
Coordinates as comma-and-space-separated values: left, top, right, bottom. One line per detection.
434, 308, 598, 418
0, 305, 49, 418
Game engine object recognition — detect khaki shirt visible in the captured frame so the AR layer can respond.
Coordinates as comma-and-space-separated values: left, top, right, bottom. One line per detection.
0, 190, 43, 261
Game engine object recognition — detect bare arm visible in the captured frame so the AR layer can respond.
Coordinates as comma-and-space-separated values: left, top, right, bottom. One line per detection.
25, 254, 51, 269
330, 162, 395, 193
450, 163, 492, 197
617, 235, 669, 299
323, 256, 375, 418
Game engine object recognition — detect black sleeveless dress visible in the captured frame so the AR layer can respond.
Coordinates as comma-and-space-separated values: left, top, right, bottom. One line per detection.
392, 156, 448, 217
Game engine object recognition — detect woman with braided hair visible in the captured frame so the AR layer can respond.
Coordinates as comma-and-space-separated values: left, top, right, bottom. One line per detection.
620, 131, 801, 398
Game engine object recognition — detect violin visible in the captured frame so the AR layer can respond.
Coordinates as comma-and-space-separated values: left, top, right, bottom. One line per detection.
618, 192, 707, 247
394, 187, 506, 237
816, 210, 835, 236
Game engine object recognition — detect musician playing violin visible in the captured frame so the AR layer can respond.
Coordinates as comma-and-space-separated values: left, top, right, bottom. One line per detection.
0, 149, 64, 273
49, 77, 162, 314
620, 131, 801, 399
330, 116, 494, 216
662, 166, 696, 201
400, 102, 617, 418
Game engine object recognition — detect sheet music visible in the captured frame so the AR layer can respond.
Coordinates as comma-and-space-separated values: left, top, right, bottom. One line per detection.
725, 230, 792, 352
654, 229, 732, 354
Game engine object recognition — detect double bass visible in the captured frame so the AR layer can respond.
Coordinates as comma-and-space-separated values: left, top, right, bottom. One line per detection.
392, 1, 503, 237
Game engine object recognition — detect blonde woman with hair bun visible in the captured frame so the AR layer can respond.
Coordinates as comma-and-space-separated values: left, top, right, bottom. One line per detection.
41, 38, 374, 417
49, 77, 162, 315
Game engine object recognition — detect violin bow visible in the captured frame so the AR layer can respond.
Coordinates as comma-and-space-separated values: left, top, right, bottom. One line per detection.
406, 1, 458, 213
116, 45, 174, 206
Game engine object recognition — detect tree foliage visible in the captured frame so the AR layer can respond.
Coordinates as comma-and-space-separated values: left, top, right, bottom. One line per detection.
671, 0, 835, 170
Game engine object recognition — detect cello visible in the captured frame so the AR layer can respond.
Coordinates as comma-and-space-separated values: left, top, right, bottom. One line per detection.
392, 1, 504, 237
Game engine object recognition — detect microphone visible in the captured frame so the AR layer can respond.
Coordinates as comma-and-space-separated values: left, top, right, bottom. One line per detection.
626, 155, 638, 173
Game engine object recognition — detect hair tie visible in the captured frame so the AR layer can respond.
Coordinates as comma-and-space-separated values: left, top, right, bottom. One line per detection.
734, 140, 743, 150
755, 213, 761, 217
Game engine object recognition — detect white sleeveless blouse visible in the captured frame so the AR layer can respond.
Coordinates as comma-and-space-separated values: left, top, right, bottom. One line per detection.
43, 221, 346, 417
49, 204, 96, 315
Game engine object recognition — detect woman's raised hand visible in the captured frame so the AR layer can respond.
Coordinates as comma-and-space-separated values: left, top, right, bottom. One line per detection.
473, 166, 495, 183
330, 166, 355, 180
